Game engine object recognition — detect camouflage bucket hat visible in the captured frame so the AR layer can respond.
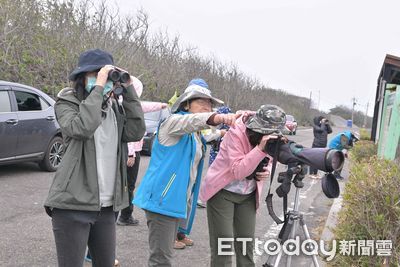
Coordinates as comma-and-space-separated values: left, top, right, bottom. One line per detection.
245, 104, 286, 134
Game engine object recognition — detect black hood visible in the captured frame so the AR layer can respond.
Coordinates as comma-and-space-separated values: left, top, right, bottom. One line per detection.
313, 116, 324, 126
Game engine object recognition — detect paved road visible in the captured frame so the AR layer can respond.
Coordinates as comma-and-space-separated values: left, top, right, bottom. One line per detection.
0, 126, 351, 267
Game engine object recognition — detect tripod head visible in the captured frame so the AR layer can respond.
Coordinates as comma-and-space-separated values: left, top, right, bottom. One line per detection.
266, 162, 309, 225
276, 163, 307, 198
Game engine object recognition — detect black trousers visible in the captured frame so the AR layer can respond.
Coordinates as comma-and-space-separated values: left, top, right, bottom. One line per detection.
120, 151, 141, 220
52, 207, 118, 267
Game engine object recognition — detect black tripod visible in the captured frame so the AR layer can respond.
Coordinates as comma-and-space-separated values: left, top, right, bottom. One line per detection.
264, 164, 320, 267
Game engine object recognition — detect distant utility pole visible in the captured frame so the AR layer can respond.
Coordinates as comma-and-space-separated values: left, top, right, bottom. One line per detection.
351, 97, 357, 123
318, 90, 320, 110
309, 91, 312, 109
363, 102, 369, 128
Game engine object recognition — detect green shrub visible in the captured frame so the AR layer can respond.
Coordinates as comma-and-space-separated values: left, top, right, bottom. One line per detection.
359, 128, 371, 140
330, 157, 400, 266
350, 141, 377, 163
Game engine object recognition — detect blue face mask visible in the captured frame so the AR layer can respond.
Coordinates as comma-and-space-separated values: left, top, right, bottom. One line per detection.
103, 80, 114, 96
85, 77, 114, 96
85, 77, 97, 93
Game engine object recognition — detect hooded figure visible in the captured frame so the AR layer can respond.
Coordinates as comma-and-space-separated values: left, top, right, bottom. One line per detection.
309, 115, 332, 177
312, 115, 332, 147
328, 130, 359, 180
44, 48, 145, 267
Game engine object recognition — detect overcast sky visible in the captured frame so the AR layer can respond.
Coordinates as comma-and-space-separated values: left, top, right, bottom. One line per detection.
102, 0, 400, 115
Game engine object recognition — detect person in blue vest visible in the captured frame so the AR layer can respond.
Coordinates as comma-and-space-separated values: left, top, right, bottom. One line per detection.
328, 130, 359, 179
133, 78, 240, 267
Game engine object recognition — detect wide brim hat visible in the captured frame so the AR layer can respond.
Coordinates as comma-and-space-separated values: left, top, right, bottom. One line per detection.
321, 173, 340, 198
245, 104, 286, 135
171, 84, 224, 113
69, 49, 114, 81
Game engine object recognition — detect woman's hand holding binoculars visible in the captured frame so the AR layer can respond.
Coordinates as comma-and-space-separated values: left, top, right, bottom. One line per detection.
96, 65, 133, 87
96, 65, 115, 87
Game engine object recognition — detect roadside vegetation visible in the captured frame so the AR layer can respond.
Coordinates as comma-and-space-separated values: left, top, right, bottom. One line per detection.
329, 141, 400, 266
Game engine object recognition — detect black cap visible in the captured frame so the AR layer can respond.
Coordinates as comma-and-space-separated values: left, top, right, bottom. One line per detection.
69, 49, 114, 81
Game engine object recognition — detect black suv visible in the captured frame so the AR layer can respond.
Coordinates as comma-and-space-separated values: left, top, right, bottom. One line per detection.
0, 81, 63, 171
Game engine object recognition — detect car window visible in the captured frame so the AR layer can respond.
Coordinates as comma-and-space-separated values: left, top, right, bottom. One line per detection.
14, 91, 42, 111
40, 97, 50, 109
0, 91, 11, 113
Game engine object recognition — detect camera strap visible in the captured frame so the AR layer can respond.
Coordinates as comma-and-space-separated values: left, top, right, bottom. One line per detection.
265, 141, 285, 225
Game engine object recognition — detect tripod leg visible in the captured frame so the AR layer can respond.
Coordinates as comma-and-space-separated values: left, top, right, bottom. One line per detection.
273, 250, 284, 267
264, 217, 294, 267
264, 239, 284, 267
299, 216, 320, 267
285, 218, 298, 267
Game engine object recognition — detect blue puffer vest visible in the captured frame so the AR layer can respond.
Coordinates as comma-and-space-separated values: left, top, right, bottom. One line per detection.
133, 112, 206, 234
328, 131, 352, 150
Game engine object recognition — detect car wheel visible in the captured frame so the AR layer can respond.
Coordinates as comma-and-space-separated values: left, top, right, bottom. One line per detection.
39, 136, 64, 172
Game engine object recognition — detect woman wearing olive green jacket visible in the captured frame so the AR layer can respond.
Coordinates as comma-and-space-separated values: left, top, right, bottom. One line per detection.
44, 49, 145, 267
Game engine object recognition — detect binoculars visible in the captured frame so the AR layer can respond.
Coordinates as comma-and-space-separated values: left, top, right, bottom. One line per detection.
108, 69, 130, 83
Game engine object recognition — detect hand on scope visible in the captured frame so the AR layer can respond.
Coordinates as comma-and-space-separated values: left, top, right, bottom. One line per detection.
255, 167, 270, 181
258, 134, 279, 152
96, 65, 115, 87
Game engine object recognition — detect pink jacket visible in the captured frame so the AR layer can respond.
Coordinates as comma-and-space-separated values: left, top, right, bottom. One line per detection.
128, 102, 165, 156
199, 116, 272, 210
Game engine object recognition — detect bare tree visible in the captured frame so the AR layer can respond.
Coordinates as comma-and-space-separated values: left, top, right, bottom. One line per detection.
0, 0, 319, 125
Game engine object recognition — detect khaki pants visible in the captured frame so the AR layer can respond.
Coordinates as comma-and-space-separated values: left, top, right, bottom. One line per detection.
145, 210, 180, 267
207, 189, 256, 267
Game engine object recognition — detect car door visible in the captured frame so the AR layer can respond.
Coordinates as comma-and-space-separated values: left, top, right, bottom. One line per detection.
11, 87, 57, 157
0, 87, 19, 160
